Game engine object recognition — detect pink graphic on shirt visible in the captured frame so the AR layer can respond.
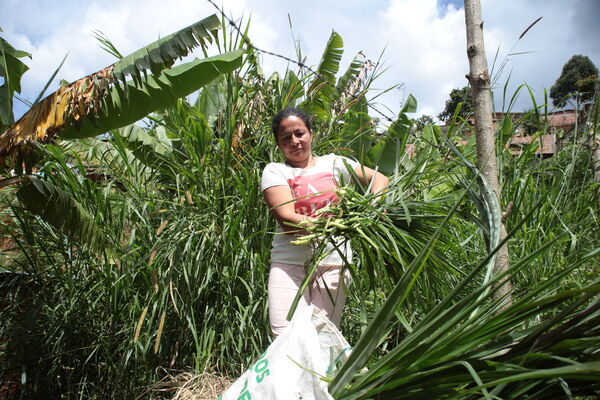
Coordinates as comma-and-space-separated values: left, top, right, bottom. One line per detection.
288, 172, 339, 217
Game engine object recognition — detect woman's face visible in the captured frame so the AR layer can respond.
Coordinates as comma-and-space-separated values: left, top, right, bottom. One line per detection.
276, 116, 313, 167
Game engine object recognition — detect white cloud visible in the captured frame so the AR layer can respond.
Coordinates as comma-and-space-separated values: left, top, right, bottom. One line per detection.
2, 0, 599, 121
480, 0, 576, 110
374, 0, 467, 118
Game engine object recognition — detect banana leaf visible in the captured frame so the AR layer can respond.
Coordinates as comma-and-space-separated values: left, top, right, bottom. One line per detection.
59, 49, 244, 139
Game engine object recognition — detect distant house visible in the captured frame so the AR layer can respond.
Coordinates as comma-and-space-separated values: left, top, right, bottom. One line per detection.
506, 134, 556, 156
441, 105, 592, 157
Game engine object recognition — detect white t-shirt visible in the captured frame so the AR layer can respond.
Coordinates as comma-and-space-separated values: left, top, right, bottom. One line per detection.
261, 153, 359, 266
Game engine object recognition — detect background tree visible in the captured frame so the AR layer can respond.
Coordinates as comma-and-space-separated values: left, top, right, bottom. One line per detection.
437, 86, 472, 122
550, 55, 598, 108
550, 56, 600, 198
518, 108, 544, 136
412, 114, 435, 133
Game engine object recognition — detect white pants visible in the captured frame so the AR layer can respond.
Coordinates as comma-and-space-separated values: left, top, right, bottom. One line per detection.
268, 262, 351, 337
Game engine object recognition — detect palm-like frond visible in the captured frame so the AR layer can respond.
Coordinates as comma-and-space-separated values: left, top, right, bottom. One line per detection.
332, 252, 600, 399
16, 178, 112, 255
364, 109, 414, 176
118, 124, 172, 157
63, 136, 134, 175
194, 74, 228, 127
0, 15, 240, 163
0, 85, 70, 157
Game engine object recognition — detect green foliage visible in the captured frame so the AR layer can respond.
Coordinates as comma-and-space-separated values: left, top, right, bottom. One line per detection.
333, 252, 600, 399
333, 52, 367, 109
367, 108, 413, 176
327, 115, 600, 398
329, 94, 600, 399
501, 142, 599, 291
16, 177, 112, 255
550, 54, 599, 107
0, 34, 31, 129
1, 120, 274, 398
438, 86, 473, 122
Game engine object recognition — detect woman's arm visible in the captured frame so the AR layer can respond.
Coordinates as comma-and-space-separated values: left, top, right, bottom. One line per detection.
263, 185, 311, 234
353, 165, 389, 196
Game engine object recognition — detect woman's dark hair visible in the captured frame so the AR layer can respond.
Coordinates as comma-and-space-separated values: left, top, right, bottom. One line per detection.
271, 107, 312, 142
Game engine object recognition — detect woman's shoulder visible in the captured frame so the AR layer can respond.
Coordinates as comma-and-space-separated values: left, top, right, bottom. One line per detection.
318, 153, 347, 163
262, 161, 295, 179
318, 153, 359, 167
263, 160, 287, 171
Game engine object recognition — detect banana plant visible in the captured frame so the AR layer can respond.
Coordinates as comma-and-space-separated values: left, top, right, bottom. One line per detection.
301, 31, 344, 119
0, 15, 244, 168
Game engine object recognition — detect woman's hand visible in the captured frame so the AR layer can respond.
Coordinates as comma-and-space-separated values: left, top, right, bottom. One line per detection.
353, 165, 389, 203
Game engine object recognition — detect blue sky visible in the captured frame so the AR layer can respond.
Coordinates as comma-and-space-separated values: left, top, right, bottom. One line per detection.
1, 0, 599, 123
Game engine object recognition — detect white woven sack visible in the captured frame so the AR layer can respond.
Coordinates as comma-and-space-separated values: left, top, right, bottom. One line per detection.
218, 305, 351, 400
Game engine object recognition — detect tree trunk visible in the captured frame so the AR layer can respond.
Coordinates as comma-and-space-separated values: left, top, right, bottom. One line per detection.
463, 0, 512, 306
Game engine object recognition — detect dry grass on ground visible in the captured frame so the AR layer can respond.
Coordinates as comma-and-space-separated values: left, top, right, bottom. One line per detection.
150, 370, 233, 400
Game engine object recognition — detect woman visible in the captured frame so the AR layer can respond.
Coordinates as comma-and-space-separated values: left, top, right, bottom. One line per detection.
261, 107, 388, 336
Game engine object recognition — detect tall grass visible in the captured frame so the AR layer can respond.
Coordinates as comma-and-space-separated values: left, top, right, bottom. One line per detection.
1, 127, 274, 397
325, 97, 599, 398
